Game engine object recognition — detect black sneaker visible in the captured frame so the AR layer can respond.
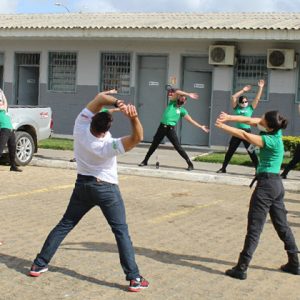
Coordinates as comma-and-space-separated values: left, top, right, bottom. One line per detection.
138, 161, 148, 167
280, 173, 287, 179
225, 266, 247, 280
187, 164, 194, 171
281, 263, 300, 275
29, 264, 48, 277
216, 168, 226, 173
10, 166, 22, 172
128, 276, 149, 292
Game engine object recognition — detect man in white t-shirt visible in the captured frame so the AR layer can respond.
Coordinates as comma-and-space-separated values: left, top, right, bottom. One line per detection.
29, 90, 149, 292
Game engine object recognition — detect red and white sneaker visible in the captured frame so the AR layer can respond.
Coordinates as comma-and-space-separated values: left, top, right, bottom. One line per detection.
128, 276, 149, 292
29, 264, 48, 277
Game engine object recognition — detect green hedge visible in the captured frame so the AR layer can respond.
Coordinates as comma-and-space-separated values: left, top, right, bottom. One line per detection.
282, 136, 300, 155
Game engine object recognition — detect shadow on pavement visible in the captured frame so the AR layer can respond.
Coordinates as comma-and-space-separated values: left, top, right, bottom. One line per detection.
61, 241, 282, 275
0, 252, 126, 290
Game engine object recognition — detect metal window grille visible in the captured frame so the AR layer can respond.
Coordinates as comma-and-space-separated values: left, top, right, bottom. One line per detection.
48, 52, 77, 92
101, 53, 131, 95
16, 53, 40, 66
233, 56, 268, 101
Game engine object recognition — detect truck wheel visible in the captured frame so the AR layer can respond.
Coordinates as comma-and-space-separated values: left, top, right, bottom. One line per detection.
15, 131, 35, 166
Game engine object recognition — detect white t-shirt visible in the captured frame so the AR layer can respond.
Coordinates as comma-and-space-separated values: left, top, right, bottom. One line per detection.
73, 108, 125, 184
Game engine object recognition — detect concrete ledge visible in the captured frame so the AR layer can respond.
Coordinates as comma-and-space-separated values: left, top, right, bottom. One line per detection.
31, 157, 300, 192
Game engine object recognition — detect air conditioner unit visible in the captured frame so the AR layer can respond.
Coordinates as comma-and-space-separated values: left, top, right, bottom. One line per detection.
267, 49, 296, 69
208, 45, 235, 65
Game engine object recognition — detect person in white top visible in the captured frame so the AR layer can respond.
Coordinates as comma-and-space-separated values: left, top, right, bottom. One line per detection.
29, 90, 149, 292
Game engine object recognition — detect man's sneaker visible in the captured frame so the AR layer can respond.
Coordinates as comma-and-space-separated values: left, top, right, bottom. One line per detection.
128, 276, 149, 292
29, 264, 48, 277
216, 168, 226, 173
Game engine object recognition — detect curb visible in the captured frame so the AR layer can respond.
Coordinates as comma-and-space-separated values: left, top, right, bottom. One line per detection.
31, 157, 300, 192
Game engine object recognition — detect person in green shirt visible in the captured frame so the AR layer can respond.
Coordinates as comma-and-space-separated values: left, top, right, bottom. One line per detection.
217, 80, 265, 173
0, 88, 22, 172
215, 110, 300, 280
138, 87, 209, 170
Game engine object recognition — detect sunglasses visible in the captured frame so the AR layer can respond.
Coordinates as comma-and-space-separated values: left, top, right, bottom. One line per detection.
240, 100, 248, 104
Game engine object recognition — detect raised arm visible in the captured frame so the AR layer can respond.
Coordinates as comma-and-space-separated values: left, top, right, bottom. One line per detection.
218, 111, 261, 127
251, 79, 265, 109
231, 85, 251, 108
107, 108, 120, 114
184, 114, 209, 133
215, 120, 264, 147
86, 89, 121, 114
120, 104, 144, 152
175, 89, 199, 99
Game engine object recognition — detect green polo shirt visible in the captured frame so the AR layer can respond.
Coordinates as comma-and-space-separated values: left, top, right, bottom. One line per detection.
234, 105, 254, 130
101, 108, 109, 113
0, 110, 13, 129
256, 130, 284, 174
160, 101, 188, 126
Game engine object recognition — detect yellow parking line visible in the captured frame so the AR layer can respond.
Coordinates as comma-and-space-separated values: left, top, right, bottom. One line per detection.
149, 199, 224, 224
0, 184, 73, 201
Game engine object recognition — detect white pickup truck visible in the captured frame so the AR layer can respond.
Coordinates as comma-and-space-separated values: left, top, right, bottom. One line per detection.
4, 105, 53, 166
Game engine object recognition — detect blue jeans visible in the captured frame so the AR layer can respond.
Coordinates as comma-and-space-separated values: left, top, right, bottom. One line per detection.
34, 174, 140, 280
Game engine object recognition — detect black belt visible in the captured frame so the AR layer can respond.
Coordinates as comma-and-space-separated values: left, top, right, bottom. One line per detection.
77, 174, 113, 184
249, 173, 280, 188
161, 123, 174, 128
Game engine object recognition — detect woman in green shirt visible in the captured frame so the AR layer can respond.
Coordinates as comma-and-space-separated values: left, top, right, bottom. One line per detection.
217, 80, 265, 173
216, 110, 299, 279
0, 89, 22, 172
138, 88, 209, 170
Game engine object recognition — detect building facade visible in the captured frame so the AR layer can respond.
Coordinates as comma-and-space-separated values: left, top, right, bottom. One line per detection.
0, 12, 300, 147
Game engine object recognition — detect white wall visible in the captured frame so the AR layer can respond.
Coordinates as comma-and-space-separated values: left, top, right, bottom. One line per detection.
212, 66, 233, 91
0, 39, 212, 88
0, 38, 299, 95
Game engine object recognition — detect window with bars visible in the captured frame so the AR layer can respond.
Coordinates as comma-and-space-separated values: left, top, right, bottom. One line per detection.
48, 52, 77, 92
233, 56, 268, 101
101, 53, 131, 95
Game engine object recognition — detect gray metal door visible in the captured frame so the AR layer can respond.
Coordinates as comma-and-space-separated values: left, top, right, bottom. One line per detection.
137, 56, 167, 142
180, 70, 212, 146
17, 66, 39, 105
0, 66, 3, 89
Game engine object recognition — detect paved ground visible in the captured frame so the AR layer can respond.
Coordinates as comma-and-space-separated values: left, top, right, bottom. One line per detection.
0, 164, 300, 300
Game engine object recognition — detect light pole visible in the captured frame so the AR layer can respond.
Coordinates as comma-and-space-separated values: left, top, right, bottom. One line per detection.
55, 2, 70, 13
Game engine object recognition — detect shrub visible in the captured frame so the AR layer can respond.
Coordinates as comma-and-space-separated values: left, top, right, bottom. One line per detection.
282, 136, 300, 155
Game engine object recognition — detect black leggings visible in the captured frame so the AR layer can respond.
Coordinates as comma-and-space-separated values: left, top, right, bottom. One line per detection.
143, 123, 191, 163
281, 144, 300, 176
239, 173, 298, 265
222, 129, 258, 170
0, 128, 17, 166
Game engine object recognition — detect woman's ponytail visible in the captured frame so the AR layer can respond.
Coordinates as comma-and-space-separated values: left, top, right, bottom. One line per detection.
265, 110, 288, 131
